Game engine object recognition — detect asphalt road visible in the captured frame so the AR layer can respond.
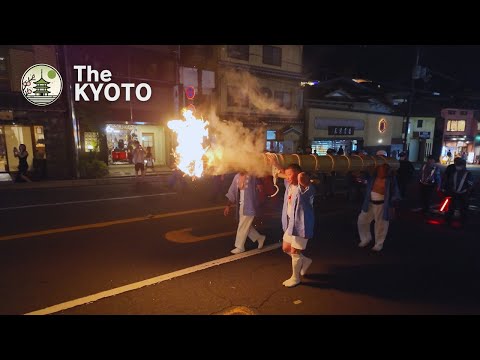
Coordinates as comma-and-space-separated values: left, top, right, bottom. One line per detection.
1, 170, 479, 315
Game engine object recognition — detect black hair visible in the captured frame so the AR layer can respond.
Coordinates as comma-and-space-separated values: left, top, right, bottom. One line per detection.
286, 163, 302, 173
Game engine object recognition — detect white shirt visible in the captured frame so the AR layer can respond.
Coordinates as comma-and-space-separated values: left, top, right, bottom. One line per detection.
287, 185, 297, 218
132, 147, 145, 164
371, 191, 385, 201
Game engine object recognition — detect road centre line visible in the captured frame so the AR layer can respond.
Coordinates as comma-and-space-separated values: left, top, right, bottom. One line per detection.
0, 208, 345, 242
0, 205, 227, 242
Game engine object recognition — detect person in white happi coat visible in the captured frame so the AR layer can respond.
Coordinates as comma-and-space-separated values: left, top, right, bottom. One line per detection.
358, 163, 400, 252
280, 164, 315, 288
224, 172, 266, 254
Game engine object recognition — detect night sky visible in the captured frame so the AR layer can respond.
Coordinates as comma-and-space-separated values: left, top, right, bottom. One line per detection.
303, 45, 480, 95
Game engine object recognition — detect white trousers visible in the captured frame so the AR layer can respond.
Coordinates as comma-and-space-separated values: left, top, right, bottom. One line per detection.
235, 205, 262, 250
283, 232, 309, 250
357, 203, 389, 246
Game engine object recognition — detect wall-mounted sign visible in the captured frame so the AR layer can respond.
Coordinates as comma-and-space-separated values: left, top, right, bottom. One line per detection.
419, 131, 431, 139
378, 118, 387, 133
185, 86, 195, 100
328, 126, 354, 135
315, 118, 364, 130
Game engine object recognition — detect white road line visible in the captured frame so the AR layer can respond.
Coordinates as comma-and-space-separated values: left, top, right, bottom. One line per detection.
0, 192, 177, 211
25, 243, 282, 315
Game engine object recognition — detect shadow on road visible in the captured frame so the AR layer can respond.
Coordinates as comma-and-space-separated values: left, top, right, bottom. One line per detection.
302, 262, 480, 307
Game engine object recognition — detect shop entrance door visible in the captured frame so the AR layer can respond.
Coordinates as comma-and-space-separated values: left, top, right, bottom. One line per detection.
4, 125, 33, 173
142, 133, 154, 160
0, 126, 8, 172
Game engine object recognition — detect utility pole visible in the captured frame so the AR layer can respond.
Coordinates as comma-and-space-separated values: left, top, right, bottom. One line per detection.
63, 45, 81, 178
404, 46, 421, 152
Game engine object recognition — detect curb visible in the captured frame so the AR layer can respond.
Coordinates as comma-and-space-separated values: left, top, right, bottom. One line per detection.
0, 173, 172, 190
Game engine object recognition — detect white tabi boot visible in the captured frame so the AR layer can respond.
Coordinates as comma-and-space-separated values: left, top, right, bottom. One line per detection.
300, 254, 312, 276
283, 253, 302, 287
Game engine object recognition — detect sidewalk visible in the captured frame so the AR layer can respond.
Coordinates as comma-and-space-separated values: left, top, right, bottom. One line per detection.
0, 170, 173, 190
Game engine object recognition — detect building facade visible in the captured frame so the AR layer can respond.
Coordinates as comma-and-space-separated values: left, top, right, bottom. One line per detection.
406, 116, 436, 162
0, 45, 71, 180
306, 107, 404, 156
178, 45, 305, 153
304, 79, 404, 156
68, 45, 178, 174
440, 108, 479, 164
216, 45, 305, 153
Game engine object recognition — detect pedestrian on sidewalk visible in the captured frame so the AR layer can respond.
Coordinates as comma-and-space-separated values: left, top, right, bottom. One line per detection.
446, 150, 452, 165
13, 144, 32, 182
145, 146, 155, 173
224, 172, 266, 254
279, 163, 315, 288
132, 141, 146, 181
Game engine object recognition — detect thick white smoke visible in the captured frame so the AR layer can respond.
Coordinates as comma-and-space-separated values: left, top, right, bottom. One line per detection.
170, 69, 300, 177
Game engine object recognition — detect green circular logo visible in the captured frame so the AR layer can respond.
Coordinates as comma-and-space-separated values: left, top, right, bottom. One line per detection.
21, 64, 63, 106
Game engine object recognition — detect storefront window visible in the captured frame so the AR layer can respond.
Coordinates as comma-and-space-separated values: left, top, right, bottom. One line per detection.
34, 126, 46, 159
266, 130, 276, 140
312, 139, 353, 155
4, 125, 33, 172
84, 131, 99, 152
447, 120, 466, 132
106, 124, 139, 164
142, 133, 153, 148
105, 123, 166, 166
266, 140, 283, 153
0, 127, 7, 172
265, 130, 284, 153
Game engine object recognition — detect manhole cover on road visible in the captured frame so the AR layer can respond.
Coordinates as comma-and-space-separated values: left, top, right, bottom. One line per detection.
215, 306, 258, 315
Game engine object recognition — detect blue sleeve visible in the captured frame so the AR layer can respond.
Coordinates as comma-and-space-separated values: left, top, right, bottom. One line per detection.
299, 185, 316, 207
226, 175, 238, 203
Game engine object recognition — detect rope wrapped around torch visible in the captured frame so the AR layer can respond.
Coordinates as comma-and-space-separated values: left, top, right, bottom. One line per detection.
261, 153, 399, 198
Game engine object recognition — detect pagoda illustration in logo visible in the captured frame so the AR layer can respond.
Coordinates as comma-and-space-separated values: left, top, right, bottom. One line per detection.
33, 70, 51, 96
21, 64, 63, 106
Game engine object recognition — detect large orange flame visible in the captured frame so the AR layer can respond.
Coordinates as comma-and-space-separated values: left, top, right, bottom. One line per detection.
167, 109, 209, 177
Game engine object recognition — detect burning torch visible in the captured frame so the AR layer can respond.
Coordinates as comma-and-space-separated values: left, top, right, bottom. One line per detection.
167, 109, 399, 197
